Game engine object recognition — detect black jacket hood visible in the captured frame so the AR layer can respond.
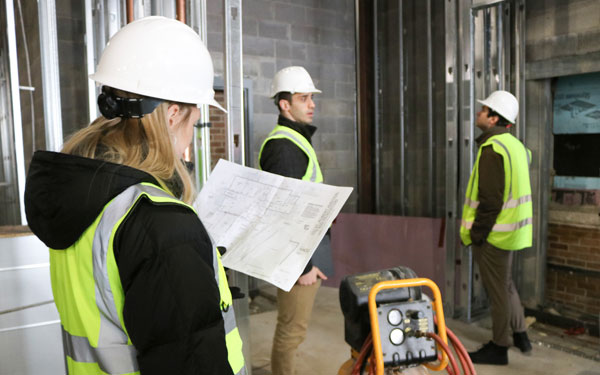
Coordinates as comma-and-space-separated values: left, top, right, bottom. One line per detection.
25, 151, 158, 249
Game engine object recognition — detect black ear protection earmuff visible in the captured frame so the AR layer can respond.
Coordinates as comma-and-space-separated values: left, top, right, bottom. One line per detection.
97, 86, 163, 119
97, 87, 120, 119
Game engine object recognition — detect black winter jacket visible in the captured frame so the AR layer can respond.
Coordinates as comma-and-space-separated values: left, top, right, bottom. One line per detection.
259, 115, 318, 275
24, 151, 233, 375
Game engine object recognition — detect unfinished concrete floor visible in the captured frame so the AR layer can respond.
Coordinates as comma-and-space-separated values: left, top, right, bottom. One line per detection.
249, 286, 600, 375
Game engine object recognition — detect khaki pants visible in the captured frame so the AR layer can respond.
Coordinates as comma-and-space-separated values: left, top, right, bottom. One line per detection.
473, 242, 526, 347
271, 279, 321, 375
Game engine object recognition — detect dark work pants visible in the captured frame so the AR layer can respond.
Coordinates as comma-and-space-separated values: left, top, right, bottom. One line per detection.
473, 241, 527, 347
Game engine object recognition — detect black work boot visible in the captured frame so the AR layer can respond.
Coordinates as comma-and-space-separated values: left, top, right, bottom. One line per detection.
468, 341, 508, 365
513, 331, 532, 355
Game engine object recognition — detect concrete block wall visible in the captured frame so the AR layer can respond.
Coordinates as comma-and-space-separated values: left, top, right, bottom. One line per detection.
547, 223, 600, 317
527, 0, 600, 63
206, 0, 358, 212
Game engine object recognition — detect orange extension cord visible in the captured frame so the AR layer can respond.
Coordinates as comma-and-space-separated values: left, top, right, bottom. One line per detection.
350, 325, 476, 375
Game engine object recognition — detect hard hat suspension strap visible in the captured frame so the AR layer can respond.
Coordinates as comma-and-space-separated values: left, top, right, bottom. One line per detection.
98, 86, 163, 119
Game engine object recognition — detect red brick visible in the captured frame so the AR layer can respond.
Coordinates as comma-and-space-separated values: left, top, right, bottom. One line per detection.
549, 242, 567, 250
547, 257, 566, 265
585, 261, 600, 271
566, 259, 587, 268
559, 235, 581, 245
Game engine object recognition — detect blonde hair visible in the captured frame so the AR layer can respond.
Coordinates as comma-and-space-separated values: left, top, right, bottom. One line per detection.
62, 92, 196, 204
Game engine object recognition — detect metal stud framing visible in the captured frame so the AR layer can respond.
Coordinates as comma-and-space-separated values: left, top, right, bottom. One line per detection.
222, 1, 251, 371
37, 0, 63, 152
373, 0, 381, 213
189, 0, 212, 188
4, 0, 26, 224
444, 0, 458, 318
450, 0, 526, 321
224, 0, 244, 165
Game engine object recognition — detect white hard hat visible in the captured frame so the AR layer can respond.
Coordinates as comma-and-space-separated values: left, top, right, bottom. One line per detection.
477, 90, 518, 124
90, 16, 225, 112
270, 66, 321, 98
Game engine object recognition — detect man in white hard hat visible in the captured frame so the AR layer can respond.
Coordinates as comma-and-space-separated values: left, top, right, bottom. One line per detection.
258, 66, 328, 375
460, 90, 533, 365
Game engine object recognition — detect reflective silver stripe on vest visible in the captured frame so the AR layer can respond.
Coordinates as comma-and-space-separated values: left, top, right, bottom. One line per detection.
462, 215, 532, 232
491, 138, 512, 194
461, 219, 473, 230
67, 184, 173, 373
465, 197, 479, 209
490, 138, 532, 210
62, 327, 138, 374
82, 184, 165, 374
466, 192, 531, 211
269, 130, 318, 182
210, 234, 246, 374
501, 194, 532, 209
492, 217, 533, 232
211, 241, 238, 337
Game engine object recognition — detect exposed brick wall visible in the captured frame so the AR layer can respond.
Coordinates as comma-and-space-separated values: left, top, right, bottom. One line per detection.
546, 268, 600, 316
209, 90, 227, 170
547, 223, 600, 317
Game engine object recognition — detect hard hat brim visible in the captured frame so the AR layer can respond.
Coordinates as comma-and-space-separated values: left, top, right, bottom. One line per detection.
200, 100, 227, 113
270, 88, 322, 99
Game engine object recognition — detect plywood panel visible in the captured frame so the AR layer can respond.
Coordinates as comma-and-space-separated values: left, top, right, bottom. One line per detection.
326, 213, 446, 298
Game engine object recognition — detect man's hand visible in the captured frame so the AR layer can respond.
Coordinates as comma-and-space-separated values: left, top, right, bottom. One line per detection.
297, 266, 328, 286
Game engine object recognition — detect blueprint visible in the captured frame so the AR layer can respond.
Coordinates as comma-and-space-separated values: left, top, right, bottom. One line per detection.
193, 159, 353, 291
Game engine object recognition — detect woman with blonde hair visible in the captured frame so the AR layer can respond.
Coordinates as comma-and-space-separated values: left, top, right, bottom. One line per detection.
25, 16, 245, 375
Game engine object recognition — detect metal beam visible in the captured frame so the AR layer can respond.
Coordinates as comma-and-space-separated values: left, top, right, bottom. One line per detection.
524, 79, 551, 310
398, 0, 405, 216
5, 0, 26, 224
224, 0, 244, 165
38, 0, 63, 152
514, 0, 526, 141
190, 0, 211, 188
222, 2, 251, 373
472, 0, 505, 11
426, 0, 433, 216
373, 0, 381, 213
354, 0, 362, 211
497, 3, 504, 91
444, 0, 458, 317
84, 0, 98, 123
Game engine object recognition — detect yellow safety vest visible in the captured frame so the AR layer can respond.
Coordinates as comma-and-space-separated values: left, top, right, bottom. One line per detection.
258, 125, 323, 183
50, 183, 245, 374
460, 133, 533, 250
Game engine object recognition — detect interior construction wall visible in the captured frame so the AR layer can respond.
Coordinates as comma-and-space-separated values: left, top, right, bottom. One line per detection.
375, 0, 446, 218
0, 235, 64, 375
328, 213, 446, 297
526, 0, 600, 321
206, 0, 359, 212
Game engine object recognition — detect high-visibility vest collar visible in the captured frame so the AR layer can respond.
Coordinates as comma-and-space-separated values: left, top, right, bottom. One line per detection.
259, 125, 323, 183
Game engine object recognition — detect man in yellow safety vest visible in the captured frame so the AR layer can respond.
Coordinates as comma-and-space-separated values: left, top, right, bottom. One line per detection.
460, 90, 533, 365
258, 66, 328, 375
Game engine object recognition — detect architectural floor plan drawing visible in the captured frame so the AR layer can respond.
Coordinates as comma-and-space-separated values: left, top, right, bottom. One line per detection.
194, 160, 352, 291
